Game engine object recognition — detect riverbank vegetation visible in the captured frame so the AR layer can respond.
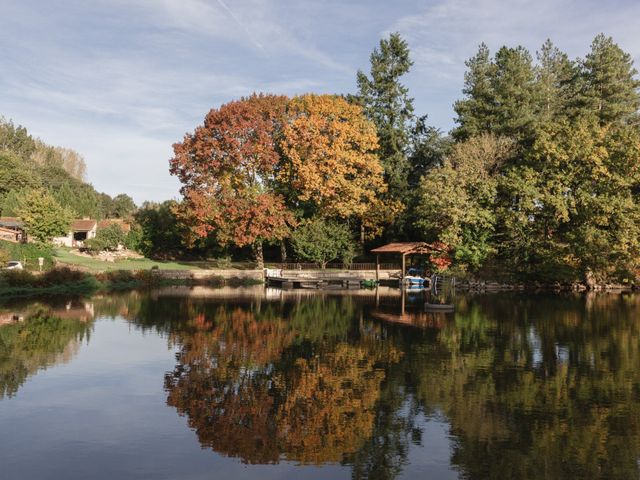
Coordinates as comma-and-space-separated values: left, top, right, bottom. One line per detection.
0, 118, 137, 222
168, 33, 640, 286
0, 267, 180, 298
2, 33, 639, 286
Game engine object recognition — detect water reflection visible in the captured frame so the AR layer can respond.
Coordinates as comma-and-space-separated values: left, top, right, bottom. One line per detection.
155, 295, 399, 465
0, 300, 94, 398
1, 288, 640, 478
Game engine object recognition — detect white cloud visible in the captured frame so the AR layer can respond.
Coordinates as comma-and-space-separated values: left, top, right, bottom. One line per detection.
389, 0, 640, 129
3, 0, 640, 202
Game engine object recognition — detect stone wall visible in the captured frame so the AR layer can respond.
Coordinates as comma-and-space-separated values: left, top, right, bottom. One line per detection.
150, 269, 264, 281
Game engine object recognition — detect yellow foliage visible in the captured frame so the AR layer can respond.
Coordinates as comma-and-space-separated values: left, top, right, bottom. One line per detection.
279, 94, 386, 219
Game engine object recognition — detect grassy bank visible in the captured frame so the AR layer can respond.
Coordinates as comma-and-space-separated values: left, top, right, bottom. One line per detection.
0, 240, 55, 271
53, 248, 257, 273
53, 248, 196, 272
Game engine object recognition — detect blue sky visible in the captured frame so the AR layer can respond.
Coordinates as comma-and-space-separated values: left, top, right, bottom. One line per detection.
2, 0, 640, 203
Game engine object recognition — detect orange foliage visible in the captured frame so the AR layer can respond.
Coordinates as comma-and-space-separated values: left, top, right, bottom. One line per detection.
170, 94, 294, 248
275, 343, 387, 463
279, 94, 387, 219
165, 307, 402, 465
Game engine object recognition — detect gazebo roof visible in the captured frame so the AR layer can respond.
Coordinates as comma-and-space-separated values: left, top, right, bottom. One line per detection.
371, 242, 440, 255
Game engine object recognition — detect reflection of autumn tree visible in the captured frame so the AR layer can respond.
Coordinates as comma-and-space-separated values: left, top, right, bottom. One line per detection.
0, 310, 92, 398
163, 298, 400, 465
87, 289, 640, 478
277, 342, 400, 463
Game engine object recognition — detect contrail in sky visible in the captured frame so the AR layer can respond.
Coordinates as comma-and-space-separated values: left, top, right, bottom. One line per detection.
215, 0, 264, 50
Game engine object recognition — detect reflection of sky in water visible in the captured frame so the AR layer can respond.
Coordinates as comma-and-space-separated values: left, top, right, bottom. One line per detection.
529, 326, 543, 366
556, 344, 570, 364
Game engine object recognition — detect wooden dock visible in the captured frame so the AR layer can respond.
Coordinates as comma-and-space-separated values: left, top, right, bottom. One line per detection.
266, 275, 365, 289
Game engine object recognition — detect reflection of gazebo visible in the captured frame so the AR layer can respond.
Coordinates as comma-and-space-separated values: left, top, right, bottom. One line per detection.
371, 242, 443, 280
370, 310, 446, 329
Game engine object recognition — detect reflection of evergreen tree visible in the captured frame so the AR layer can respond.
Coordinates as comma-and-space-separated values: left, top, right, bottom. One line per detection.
0, 310, 92, 398
408, 294, 640, 480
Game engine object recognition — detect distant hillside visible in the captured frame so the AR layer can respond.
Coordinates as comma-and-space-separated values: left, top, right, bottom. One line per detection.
0, 117, 136, 220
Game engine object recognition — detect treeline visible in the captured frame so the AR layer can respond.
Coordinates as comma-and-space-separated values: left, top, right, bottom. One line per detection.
0, 117, 214, 258
169, 33, 640, 283
0, 118, 137, 221
418, 35, 640, 284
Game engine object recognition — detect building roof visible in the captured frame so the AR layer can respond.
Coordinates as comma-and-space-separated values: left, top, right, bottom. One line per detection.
71, 219, 97, 231
98, 219, 131, 233
0, 217, 24, 228
371, 242, 441, 255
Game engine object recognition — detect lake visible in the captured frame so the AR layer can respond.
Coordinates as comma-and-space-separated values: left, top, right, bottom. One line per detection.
1, 286, 639, 479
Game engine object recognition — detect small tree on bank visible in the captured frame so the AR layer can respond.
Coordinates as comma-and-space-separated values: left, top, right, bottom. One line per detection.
85, 224, 126, 253
17, 189, 73, 243
291, 218, 356, 268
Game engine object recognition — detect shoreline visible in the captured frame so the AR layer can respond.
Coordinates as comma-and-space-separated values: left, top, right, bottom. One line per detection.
0, 268, 264, 299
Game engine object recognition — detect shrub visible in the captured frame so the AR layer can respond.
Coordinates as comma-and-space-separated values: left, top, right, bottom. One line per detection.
0, 269, 38, 287
291, 218, 356, 268
41, 267, 89, 286
0, 247, 9, 265
96, 270, 136, 284
124, 223, 143, 252
85, 224, 126, 253
0, 240, 54, 270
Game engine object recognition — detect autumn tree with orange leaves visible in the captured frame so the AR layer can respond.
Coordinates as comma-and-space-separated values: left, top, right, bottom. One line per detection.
170, 94, 293, 268
171, 93, 394, 266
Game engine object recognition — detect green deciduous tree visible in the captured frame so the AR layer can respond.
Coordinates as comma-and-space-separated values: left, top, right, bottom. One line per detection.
85, 223, 127, 253
16, 189, 74, 243
0, 150, 41, 196
0, 118, 36, 161
291, 217, 356, 268
110, 194, 137, 218
416, 134, 515, 271
134, 201, 187, 258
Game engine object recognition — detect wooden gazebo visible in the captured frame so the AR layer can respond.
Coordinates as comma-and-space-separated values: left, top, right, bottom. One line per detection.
371, 242, 442, 280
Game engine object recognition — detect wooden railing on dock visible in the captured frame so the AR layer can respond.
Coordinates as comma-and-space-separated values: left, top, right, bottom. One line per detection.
268, 262, 400, 271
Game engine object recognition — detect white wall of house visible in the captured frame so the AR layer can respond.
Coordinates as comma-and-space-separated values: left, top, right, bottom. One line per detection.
52, 226, 97, 247
53, 233, 74, 247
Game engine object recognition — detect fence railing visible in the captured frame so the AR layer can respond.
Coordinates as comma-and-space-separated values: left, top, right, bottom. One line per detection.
267, 262, 401, 271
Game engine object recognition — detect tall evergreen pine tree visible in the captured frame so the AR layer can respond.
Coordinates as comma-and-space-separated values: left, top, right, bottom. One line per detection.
356, 33, 415, 197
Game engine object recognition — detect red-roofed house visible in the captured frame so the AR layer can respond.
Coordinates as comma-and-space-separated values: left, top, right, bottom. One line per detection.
53, 219, 98, 247
0, 217, 25, 243
97, 219, 131, 233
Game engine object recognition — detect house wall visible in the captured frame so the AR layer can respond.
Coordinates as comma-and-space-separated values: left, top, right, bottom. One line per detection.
53, 233, 74, 247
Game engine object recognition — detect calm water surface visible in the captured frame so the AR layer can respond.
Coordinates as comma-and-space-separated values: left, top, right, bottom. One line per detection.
1, 286, 639, 479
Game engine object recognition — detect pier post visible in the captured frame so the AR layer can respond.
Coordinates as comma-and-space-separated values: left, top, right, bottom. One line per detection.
401, 253, 406, 278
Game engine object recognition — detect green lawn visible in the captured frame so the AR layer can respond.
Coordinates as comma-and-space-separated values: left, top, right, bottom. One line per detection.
53, 248, 258, 272
53, 248, 198, 272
